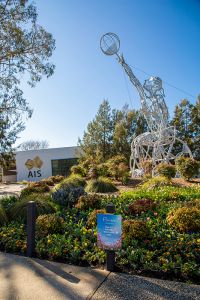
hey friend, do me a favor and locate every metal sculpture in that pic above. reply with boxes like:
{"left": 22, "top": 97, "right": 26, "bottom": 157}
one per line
{"left": 100, "top": 33, "right": 192, "bottom": 177}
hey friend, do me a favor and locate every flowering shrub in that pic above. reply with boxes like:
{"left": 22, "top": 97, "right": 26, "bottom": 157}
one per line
{"left": 123, "top": 220, "right": 149, "bottom": 241}
{"left": 0, "top": 222, "right": 26, "bottom": 253}
{"left": 76, "top": 194, "right": 102, "bottom": 210}
{"left": 36, "top": 214, "right": 65, "bottom": 238}
{"left": 128, "top": 198, "right": 156, "bottom": 215}
{"left": 51, "top": 186, "right": 86, "bottom": 207}
{"left": 167, "top": 207, "right": 200, "bottom": 233}
{"left": 156, "top": 163, "right": 176, "bottom": 179}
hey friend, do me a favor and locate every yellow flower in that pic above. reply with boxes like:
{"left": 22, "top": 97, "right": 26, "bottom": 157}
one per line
{"left": 47, "top": 239, "right": 52, "bottom": 244}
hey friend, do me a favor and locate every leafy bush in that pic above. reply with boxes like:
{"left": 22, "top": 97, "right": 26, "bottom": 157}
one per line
{"left": 156, "top": 163, "right": 176, "bottom": 179}
{"left": 107, "top": 155, "right": 127, "bottom": 180}
{"left": 71, "top": 165, "right": 86, "bottom": 177}
{"left": 141, "top": 176, "right": 172, "bottom": 190}
{"left": 87, "top": 165, "right": 99, "bottom": 179}
{"left": 76, "top": 194, "right": 102, "bottom": 210}
{"left": 55, "top": 175, "right": 86, "bottom": 190}
{"left": 0, "top": 222, "right": 27, "bottom": 253}
{"left": 21, "top": 182, "right": 50, "bottom": 197}
{"left": 128, "top": 198, "right": 156, "bottom": 215}
{"left": 41, "top": 178, "right": 54, "bottom": 186}
{"left": 36, "top": 214, "right": 65, "bottom": 238}
{"left": 0, "top": 195, "right": 18, "bottom": 211}
{"left": 87, "top": 209, "right": 106, "bottom": 227}
{"left": 86, "top": 178, "right": 118, "bottom": 193}
{"left": 175, "top": 156, "right": 200, "bottom": 181}
{"left": 97, "top": 163, "right": 109, "bottom": 177}
{"left": 52, "top": 186, "right": 86, "bottom": 207}
{"left": 167, "top": 206, "right": 200, "bottom": 233}
{"left": 48, "top": 175, "right": 65, "bottom": 183}
{"left": 0, "top": 206, "right": 8, "bottom": 226}
{"left": 9, "top": 194, "right": 55, "bottom": 222}
{"left": 123, "top": 220, "right": 149, "bottom": 241}
{"left": 139, "top": 159, "right": 153, "bottom": 176}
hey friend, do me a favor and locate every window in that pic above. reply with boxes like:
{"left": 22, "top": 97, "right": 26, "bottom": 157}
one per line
{"left": 51, "top": 158, "right": 78, "bottom": 177}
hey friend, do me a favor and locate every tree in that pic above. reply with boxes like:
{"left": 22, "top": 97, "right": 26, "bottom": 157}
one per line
{"left": 18, "top": 139, "right": 49, "bottom": 151}
{"left": 80, "top": 100, "right": 113, "bottom": 162}
{"left": 0, "top": 0, "right": 55, "bottom": 165}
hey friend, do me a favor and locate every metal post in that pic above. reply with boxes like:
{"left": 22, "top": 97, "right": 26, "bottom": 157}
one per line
{"left": 27, "top": 201, "right": 36, "bottom": 257}
{"left": 106, "top": 203, "right": 115, "bottom": 272}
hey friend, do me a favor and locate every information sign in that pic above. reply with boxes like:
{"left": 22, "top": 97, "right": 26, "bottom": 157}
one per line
{"left": 97, "top": 214, "right": 122, "bottom": 250}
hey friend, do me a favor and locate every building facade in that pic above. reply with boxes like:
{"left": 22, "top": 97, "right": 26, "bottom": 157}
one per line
{"left": 16, "top": 146, "right": 80, "bottom": 182}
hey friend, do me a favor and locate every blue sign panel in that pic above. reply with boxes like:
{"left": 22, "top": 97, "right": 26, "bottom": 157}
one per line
{"left": 97, "top": 214, "right": 122, "bottom": 250}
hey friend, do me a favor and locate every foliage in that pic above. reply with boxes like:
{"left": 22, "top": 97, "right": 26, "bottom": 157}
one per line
{"left": 20, "top": 182, "right": 50, "bottom": 197}
{"left": 139, "top": 160, "right": 153, "bottom": 177}
{"left": 55, "top": 175, "right": 86, "bottom": 190}
{"left": 0, "top": 0, "right": 55, "bottom": 164}
{"left": 106, "top": 155, "right": 129, "bottom": 183}
{"left": 76, "top": 194, "right": 102, "bottom": 210}
{"left": 87, "top": 209, "right": 106, "bottom": 228}
{"left": 141, "top": 176, "right": 172, "bottom": 190}
{"left": 0, "top": 195, "right": 18, "bottom": 211}
{"left": 51, "top": 186, "right": 86, "bottom": 207}
{"left": 128, "top": 198, "right": 156, "bottom": 215}
{"left": 48, "top": 175, "right": 65, "bottom": 183}
{"left": 41, "top": 178, "right": 54, "bottom": 186}
{"left": 167, "top": 207, "right": 200, "bottom": 233}
{"left": 0, "top": 222, "right": 27, "bottom": 253}
{"left": 71, "top": 165, "right": 86, "bottom": 177}
{"left": 18, "top": 139, "right": 49, "bottom": 150}
{"left": 86, "top": 178, "right": 118, "bottom": 193}
{"left": 0, "top": 206, "right": 8, "bottom": 226}
{"left": 9, "top": 194, "right": 55, "bottom": 222}
{"left": 175, "top": 156, "right": 200, "bottom": 181}
{"left": 123, "top": 220, "right": 149, "bottom": 241}
{"left": 36, "top": 214, "right": 65, "bottom": 238}
{"left": 156, "top": 163, "right": 176, "bottom": 179}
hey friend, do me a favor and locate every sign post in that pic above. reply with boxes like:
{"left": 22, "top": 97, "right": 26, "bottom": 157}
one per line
{"left": 97, "top": 204, "right": 122, "bottom": 272}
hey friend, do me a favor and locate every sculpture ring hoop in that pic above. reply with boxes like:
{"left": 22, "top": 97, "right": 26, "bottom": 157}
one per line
{"left": 100, "top": 32, "right": 120, "bottom": 56}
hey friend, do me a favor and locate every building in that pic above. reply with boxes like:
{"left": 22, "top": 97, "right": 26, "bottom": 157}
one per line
{"left": 16, "top": 146, "right": 80, "bottom": 182}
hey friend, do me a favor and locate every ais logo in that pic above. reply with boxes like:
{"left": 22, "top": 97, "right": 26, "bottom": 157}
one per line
{"left": 25, "top": 156, "right": 43, "bottom": 178}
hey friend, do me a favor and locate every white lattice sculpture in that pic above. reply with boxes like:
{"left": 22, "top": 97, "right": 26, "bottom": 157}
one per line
{"left": 100, "top": 33, "right": 192, "bottom": 177}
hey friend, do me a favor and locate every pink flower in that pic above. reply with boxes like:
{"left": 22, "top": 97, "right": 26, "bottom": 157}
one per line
{"left": 154, "top": 212, "right": 158, "bottom": 216}
{"left": 147, "top": 217, "right": 150, "bottom": 221}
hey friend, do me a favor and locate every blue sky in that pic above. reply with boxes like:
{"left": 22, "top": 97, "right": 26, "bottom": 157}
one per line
{"left": 18, "top": 0, "right": 200, "bottom": 148}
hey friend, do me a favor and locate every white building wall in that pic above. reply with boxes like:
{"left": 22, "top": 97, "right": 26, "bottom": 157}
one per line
{"left": 16, "top": 146, "right": 80, "bottom": 182}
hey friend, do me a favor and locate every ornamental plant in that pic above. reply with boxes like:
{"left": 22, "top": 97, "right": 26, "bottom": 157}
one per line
{"left": 20, "top": 182, "right": 50, "bottom": 197}
{"left": 175, "top": 156, "right": 200, "bottom": 181}
{"left": 123, "top": 220, "right": 149, "bottom": 241}
{"left": 156, "top": 163, "right": 176, "bottom": 179}
{"left": 51, "top": 186, "right": 86, "bottom": 207}
{"left": 86, "top": 177, "right": 118, "bottom": 193}
{"left": 167, "top": 206, "right": 200, "bottom": 233}
{"left": 36, "top": 214, "right": 65, "bottom": 238}
{"left": 0, "top": 206, "right": 8, "bottom": 226}
{"left": 141, "top": 176, "right": 172, "bottom": 190}
{"left": 128, "top": 198, "right": 156, "bottom": 215}
{"left": 76, "top": 194, "right": 102, "bottom": 210}
{"left": 87, "top": 209, "right": 106, "bottom": 228}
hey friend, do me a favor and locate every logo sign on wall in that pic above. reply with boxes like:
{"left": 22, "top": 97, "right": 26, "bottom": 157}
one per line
{"left": 97, "top": 214, "right": 122, "bottom": 250}
{"left": 25, "top": 156, "right": 43, "bottom": 178}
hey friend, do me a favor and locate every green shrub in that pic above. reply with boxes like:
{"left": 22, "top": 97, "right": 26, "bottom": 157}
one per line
{"left": 0, "top": 206, "right": 8, "bottom": 226}
{"left": 0, "top": 222, "right": 27, "bottom": 253}
{"left": 86, "top": 178, "right": 118, "bottom": 193}
{"left": 9, "top": 194, "right": 55, "bottom": 222}
{"left": 167, "top": 206, "right": 200, "bottom": 233}
{"left": 76, "top": 194, "right": 102, "bottom": 210}
{"left": 141, "top": 176, "right": 172, "bottom": 190}
{"left": 107, "top": 155, "right": 127, "bottom": 180}
{"left": 41, "top": 178, "right": 54, "bottom": 186}
{"left": 48, "top": 175, "right": 65, "bottom": 183}
{"left": 139, "top": 159, "right": 153, "bottom": 176}
{"left": 36, "top": 214, "right": 65, "bottom": 238}
{"left": 175, "top": 156, "right": 200, "bottom": 181}
{"left": 71, "top": 165, "right": 86, "bottom": 177}
{"left": 156, "top": 163, "right": 176, "bottom": 179}
{"left": 97, "top": 163, "right": 109, "bottom": 177}
{"left": 20, "top": 182, "right": 50, "bottom": 197}
{"left": 123, "top": 220, "right": 149, "bottom": 241}
{"left": 55, "top": 175, "right": 86, "bottom": 190}
{"left": 87, "top": 165, "right": 99, "bottom": 179}
{"left": 0, "top": 196, "right": 18, "bottom": 211}
{"left": 87, "top": 209, "right": 106, "bottom": 227}
{"left": 128, "top": 198, "right": 156, "bottom": 215}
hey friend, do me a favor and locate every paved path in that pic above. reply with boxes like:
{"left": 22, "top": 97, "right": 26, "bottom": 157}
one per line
{"left": 0, "top": 252, "right": 200, "bottom": 300}
{"left": 0, "top": 184, "right": 24, "bottom": 198}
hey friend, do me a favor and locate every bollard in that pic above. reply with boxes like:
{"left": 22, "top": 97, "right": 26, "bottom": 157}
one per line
{"left": 106, "top": 203, "right": 116, "bottom": 272}
{"left": 27, "top": 201, "right": 36, "bottom": 257}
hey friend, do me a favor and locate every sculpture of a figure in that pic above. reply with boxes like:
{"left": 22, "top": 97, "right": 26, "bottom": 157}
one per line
{"left": 100, "top": 33, "right": 192, "bottom": 177}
